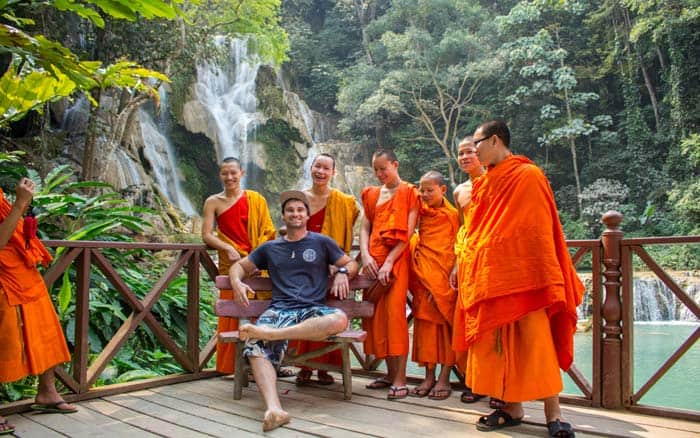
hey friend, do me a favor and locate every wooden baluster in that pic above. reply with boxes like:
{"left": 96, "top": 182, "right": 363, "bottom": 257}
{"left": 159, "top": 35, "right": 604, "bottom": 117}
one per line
{"left": 601, "top": 211, "right": 623, "bottom": 408}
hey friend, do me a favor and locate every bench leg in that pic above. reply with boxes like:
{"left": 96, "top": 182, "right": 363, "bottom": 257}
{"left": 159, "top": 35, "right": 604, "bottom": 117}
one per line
{"left": 233, "top": 342, "right": 246, "bottom": 400}
{"left": 341, "top": 343, "right": 352, "bottom": 400}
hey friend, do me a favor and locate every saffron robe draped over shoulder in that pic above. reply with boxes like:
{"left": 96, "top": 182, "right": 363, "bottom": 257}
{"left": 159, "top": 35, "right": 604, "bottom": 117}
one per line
{"left": 0, "top": 188, "right": 70, "bottom": 382}
{"left": 454, "top": 155, "right": 584, "bottom": 371}
{"left": 409, "top": 198, "right": 459, "bottom": 367}
{"left": 452, "top": 180, "right": 474, "bottom": 372}
{"left": 361, "top": 182, "right": 419, "bottom": 358}
{"left": 295, "top": 189, "right": 360, "bottom": 367}
{"left": 215, "top": 190, "right": 276, "bottom": 374}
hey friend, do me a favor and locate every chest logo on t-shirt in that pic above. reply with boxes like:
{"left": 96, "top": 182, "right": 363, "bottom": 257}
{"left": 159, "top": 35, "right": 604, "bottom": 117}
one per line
{"left": 302, "top": 248, "right": 317, "bottom": 262}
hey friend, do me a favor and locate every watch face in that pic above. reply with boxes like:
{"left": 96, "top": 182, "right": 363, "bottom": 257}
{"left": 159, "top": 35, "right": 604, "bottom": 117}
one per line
{"left": 338, "top": 267, "right": 349, "bottom": 274}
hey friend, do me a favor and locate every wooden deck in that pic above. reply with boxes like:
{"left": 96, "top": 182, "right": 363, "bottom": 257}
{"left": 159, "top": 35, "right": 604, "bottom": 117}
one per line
{"left": 5, "top": 374, "right": 699, "bottom": 437}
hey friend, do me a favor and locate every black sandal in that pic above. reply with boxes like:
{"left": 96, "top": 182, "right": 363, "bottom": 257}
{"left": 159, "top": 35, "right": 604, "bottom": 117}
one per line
{"left": 489, "top": 397, "right": 506, "bottom": 409}
{"left": 460, "top": 387, "right": 485, "bottom": 403}
{"left": 476, "top": 409, "right": 522, "bottom": 432}
{"left": 547, "top": 419, "right": 575, "bottom": 437}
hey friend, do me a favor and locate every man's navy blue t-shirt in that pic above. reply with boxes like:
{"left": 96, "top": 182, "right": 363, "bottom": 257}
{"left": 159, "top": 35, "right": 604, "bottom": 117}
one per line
{"left": 248, "top": 232, "right": 345, "bottom": 310}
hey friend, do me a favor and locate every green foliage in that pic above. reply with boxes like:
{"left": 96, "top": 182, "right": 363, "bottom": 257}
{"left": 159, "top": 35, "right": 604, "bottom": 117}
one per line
{"left": 257, "top": 118, "right": 304, "bottom": 207}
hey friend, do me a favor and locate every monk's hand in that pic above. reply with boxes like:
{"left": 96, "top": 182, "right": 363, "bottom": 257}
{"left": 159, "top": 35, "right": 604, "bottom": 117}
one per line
{"left": 377, "top": 260, "right": 393, "bottom": 286}
{"left": 231, "top": 280, "right": 251, "bottom": 307}
{"left": 331, "top": 272, "right": 349, "bottom": 300}
{"left": 226, "top": 247, "right": 241, "bottom": 263}
{"left": 449, "top": 266, "right": 458, "bottom": 290}
{"left": 15, "top": 177, "right": 34, "bottom": 211}
{"left": 361, "top": 255, "right": 379, "bottom": 279}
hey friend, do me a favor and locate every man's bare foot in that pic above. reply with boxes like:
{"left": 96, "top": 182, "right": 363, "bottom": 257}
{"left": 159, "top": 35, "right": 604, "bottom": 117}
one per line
{"left": 34, "top": 392, "right": 77, "bottom": 413}
{"left": 262, "top": 409, "right": 290, "bottom": 432}
{"left": 239, "top": 323, "right": 275, "bottom": 341}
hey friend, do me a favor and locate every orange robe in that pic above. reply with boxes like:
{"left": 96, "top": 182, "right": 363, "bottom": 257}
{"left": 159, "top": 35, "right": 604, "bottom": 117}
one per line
{"left": 0, "top": 188, "right": 70, "bottom": 382}
{"left": 452, "top": 180, "right": 473, "bottom": 373}
{"left": 454, "top": 155, "right": 584, "bottom": 401}
{"left": 362, "top": 182, "right": 419, "bottom": 358}
{"left": 295, "top": 189, "right": 360, "bottom": 368}
{"left": 409, "top": 198, "right": 459, "bottom": 367}
{"left": 215, "top": 190, "right": 276, "bottom": 374}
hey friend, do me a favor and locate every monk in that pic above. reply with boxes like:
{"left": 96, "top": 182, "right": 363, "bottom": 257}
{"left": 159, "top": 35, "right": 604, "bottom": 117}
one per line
{"left": 359, "top": 149, "right": 419, "bottom": 400}
{"left": 201, "top": 157, "right": 277, "bottom": 375}
{"left": 294, "top": 153, "right": 359, "bottom": 385}
{"left": 1, "top": 178, "right": 77, "bottom": 435}
{"left": 455, "top": 120, "right": 582, "bottom": 437}
{"left": 408, "top": 171, "right": 459, "bottom": 401}
{"left": 450, "top": 138, "right": 504, "bottom": 409}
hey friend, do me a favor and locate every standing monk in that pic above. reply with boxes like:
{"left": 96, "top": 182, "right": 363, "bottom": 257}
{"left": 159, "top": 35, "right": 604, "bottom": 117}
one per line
{"left": 456, "top": 120, "right": 582, "bottom": 437}
{"left": 408, "top": 171, "right": 459, "bottom": 401}
{"left": 202, "top": 157, "right": 276, "bottom": 375}
{"left": 294, "top": 153, "right": 360, "bottom": 385}
{"left": 1, "top": 178, "right": 77, "bottom": 435}
{"left": 451, "top": 138, "right": 503, "bottom": 409}
{"left": 360, "top": 149, "right": 419, "bottom": 400}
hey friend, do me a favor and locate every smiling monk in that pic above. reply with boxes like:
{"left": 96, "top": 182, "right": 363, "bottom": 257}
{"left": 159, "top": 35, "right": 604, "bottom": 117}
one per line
{"left": 202, "top": 157, "right": 276, "bottom": 374}
{"left": 360, "top": 149, "right": 420, "bottom": 400}
{"left": 455, "top": 120, "right": 583, "bottom": 438}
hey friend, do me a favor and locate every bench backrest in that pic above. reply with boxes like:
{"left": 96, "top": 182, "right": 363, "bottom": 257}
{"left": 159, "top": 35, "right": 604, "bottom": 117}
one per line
{"left": 214, "top": 274, "right": 376, "bottom": 319}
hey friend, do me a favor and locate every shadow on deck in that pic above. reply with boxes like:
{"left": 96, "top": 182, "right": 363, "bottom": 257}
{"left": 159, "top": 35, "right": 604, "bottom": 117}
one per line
{"left": 7, "top": 374, "right": 699, "bottom": 437}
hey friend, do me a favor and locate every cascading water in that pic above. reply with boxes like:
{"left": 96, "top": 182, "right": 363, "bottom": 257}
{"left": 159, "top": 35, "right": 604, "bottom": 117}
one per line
{"left": 192, "top": 37, "right": 265, "bottom": 187}
{"left": 140, "top": 109, "right": 196, "bottom": 215}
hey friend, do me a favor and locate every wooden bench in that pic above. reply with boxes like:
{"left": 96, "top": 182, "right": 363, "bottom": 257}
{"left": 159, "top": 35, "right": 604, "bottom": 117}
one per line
{"left": 214, "top": 274, "right": 376, "bottom": 400}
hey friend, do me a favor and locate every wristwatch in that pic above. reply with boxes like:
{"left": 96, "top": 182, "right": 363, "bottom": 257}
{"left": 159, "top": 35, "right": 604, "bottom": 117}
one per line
{"left": 337, "top": 266, "right": 349, "bottom": 275}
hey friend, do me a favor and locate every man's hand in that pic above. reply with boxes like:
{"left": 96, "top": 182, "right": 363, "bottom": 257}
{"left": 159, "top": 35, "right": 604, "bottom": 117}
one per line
{"left": 377, "top": 260, "right": 393, "bottom": 286}
{"left": 330, "top": 272, "right": 350, "bottom": 300}
{"left": 225, "top": 246, "right": 241, "bottom": 263}
{"left": 231, "top": 279, "right": 252, "bottom": 307}
{"left": 449, "top": 265, "right": 458, "bottom": 290}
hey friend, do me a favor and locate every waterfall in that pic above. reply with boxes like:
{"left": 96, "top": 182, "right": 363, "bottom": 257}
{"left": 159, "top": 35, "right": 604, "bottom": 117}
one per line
{"left": 192, "top": 37, "right": 264, "bottom": 186}
{"left": 60, "top": 94, "right": 89, "bottom": 133}
{"left": 139, "top": 110, "right": 196, "bottom": 215}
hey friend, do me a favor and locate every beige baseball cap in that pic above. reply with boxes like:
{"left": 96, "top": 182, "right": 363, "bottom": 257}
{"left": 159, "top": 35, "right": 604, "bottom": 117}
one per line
{"left": 279, "top": 190, "right": 309, "bottom": 209}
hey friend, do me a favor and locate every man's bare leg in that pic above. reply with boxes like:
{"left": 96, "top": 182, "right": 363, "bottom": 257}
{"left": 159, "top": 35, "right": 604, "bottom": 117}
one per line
{"left": 544, "top": 395, "right": 562, "bottom": 422}
{"left": 35, "top": 367, "right": 76, "bottom": 411}
{"left": 499, "top": 401, "right": 524, "bottom": 419}
{"left": 239, "top": 312, "right": 347, "bottom": 342}
{"left": 248, "top": 356, "right": 290, "bottom": 432}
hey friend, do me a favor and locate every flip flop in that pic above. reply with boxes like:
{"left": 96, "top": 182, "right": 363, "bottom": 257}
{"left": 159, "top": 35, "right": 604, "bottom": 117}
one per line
{"left": 428, "top": 388, "right": 452, "bottom": 400}
{"left": 460, "top": 388, "right": 485, "bottom": 403}
{"left": 386, "top": 385, "right": 409, "bottom": 401}
{"left": 0, "top": 419, "right": 15, "bottom": 436}
{"left": 316, "top": 371, "right": 335, "bottom": 385}
{"left": 365, "top": 377, "right": 392, "bottom": 389}
{"left": 476, "top": 409, "right": 522, "bottom": 432}
{"left": 489, "top": 397, "right": 506, "bottom": 409}
{"left": 295, "top": 369, "right": 313, "bottom": 386}
{"left": 547, "top": 419, "right": 576, "bottom": 437}
{"left": 277, "top": 368, "right": 295, "bottom": 378}
{"left": 408, "top": 384, "right": 433, "bottom": 398}
{"left": 30, "top": 400, "right": 78, "bottom": 414}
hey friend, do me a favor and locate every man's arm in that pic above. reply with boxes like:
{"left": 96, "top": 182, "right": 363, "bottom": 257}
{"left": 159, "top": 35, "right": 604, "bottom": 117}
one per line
{"left": 201, "top": 196, "right": 241, "bottom": 263}
{"left": 0, "top": 178, "right": 34, "bottom": 249}
{"left": 330, "top": 255, "right": 359, "bottom": 300}
{"left": 359, "top": 213, "right": 378, "bottom": 278}
{"left": 228, "top": 257, "right": 258, "bottom": 306}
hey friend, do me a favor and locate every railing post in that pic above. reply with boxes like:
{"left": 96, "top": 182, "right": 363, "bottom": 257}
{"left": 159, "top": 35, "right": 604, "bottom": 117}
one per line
{"left": 600, "top": 211, "right": 623, "bottom": 408}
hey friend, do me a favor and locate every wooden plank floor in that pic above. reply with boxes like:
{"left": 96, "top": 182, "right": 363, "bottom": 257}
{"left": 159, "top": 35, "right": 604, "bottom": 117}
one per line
{"left": 6, "top": 374, "right": 699, "bottom": 437}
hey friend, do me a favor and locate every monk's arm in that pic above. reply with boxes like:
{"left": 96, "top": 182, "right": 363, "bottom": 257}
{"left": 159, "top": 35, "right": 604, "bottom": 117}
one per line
{"left": 359, "top": 213, "right": 378, "bottom": 278}
{"left": 201, "top": 197, "right": 240, "bottom": 262}
{"left": 0, "top": 178, "right": 33, "bottom": 249}
{"left": 376, "top": 207, "right": 419, "bottom": 285}
{"left": 228, "top": 257, "right": 257, "bottom": 306}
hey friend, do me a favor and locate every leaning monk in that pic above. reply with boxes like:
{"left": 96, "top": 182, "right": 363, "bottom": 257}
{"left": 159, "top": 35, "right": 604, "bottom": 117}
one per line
{"left": 1, "top": 177, "right": 77, "bottom": 435}
{"left": 456, "top": 120, "right": 582, "bottom": 437}
{"left": 294, "top": 153, "right": 359, "bottom": 385}
{"left": 359, "top": 149, "right": 419, "bottom": 400}
{"left": 408, "top": 171, "right": 459, "bottom": 401}
{"left": 201, "top": 157, "right": 276, "bottom": 374}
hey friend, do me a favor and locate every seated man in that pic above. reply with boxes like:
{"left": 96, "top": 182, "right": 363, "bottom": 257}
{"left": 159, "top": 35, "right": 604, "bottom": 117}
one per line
{"left": 229, "top": 190, "right": 358, "bottom": 432}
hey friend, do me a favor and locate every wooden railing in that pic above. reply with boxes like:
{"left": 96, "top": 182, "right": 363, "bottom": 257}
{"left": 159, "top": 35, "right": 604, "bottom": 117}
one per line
{"left": 1, "top": 214, "right": 698, "bottom": 422}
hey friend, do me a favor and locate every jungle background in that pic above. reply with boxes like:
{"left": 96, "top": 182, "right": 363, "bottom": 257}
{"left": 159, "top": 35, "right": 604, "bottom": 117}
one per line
{"left": 0, "top": 0, "right": 698, "bottom": 401}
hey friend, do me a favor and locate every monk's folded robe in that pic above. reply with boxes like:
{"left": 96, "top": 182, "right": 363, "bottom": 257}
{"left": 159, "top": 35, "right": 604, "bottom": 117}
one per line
{"left": 361, "top": 182, "right": 419, "bottom": 358}
{"left": 216, "top": 190, "right": 276, "bottom": 374}
{"left": 454, "top": 156, "right": 584, "bottom": 401}
{"left": 409, "top": 198, "right": 459, "bottom": 367}
{"left": 294, "top": 189, "right": 359, "bottom": 368}
{"left": 0, "top": 188, "right": 70, "bottom": 382}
